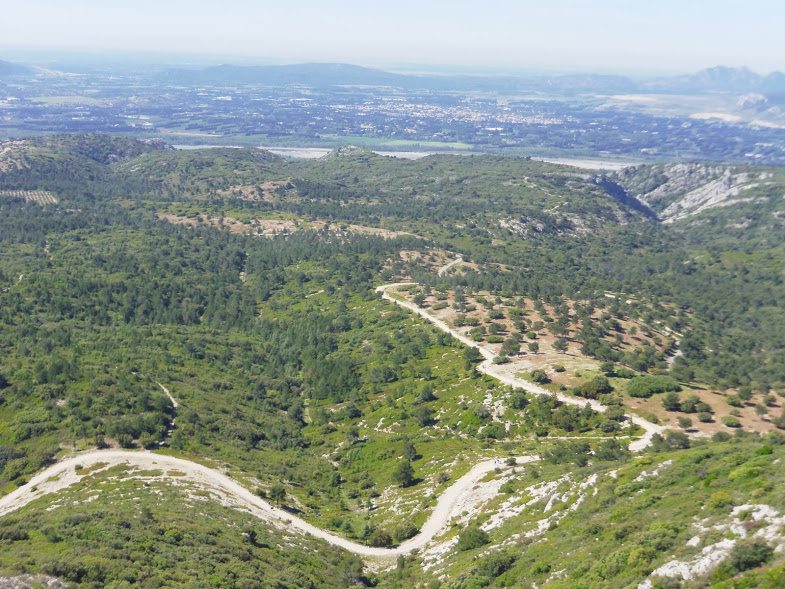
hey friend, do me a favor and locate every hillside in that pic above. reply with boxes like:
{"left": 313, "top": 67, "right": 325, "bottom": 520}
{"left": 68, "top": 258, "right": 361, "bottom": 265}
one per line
{"left": 610, "top": 163, "right": 785, "bottom": 226}
{"left": 0, "top": 135, "right": 784, "bottom": 587}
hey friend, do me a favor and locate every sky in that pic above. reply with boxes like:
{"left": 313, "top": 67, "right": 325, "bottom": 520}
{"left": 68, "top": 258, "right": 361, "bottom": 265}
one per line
{"left": 2, "top": 0, "right": 784, "bottom": 74}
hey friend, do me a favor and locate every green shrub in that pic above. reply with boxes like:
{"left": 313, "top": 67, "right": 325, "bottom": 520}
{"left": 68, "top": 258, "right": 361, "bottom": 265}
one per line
{"left": 531, "top": 560, "right": 551, "bottom": 575}
{"left": 456, "top": 527, "right": 490, "bottom": 551}
{"left": 722, "top": 416, "right": 741, "bottom": 428}
{"left": 509, "top": 392, "right": 528, "bottom": 409}
{"left": 368, "top": 528, "right": 392, "bottom": 547}
{"left": 392, "top": 460, "right": 415, "bottom": 487}
{"left": 530, "top": 370, "right": 550, "bottom": 384}
{"left": 475, "top": 551, "right": 515, "bottom": 578}
{"left": 727, "top": 540, "right": 773, "bottom": 572}
{"left": 707, "top": 491, "right": 733, "bottom": 509}
{"left": 393, "top": 521, "right": 419, "bottom": 543}
{"left": 627, "top": 375, "right": 681, "bottom": 398}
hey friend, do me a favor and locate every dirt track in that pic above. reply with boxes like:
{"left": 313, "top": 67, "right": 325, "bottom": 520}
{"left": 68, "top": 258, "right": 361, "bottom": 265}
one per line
{"left": 0, "top": 268, "right": 663, "bottom": 562}
{"left": 375, "top": 279, "right": 665, "bottom": 452}
{"left": 0, "top": 450, "right": 536, "bottom": 559}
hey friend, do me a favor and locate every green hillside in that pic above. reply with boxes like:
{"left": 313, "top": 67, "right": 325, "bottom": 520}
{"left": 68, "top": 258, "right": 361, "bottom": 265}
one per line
{"left": 0, "top": 136, "right": 784, "bottom": 588}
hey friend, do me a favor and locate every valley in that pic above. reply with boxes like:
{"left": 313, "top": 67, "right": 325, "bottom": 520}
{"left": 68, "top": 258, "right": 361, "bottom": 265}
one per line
{"left": 0, "top": 135, "right": 783, "bottom": 587}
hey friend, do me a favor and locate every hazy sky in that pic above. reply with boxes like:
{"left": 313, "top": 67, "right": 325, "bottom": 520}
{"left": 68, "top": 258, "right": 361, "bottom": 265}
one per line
{"left": 2, "top": 0, "right": 783, "bottom": 73}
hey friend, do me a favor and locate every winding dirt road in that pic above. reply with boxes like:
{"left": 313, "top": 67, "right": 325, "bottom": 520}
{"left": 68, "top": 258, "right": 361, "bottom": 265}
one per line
{"left": 0, "top": 268, "right": 662, "bottom": 562}
{"left": 0, "top": 450, "right": 535, "bottom": 559}
{"left": 376, "top": 280, "right": 665, "bottom": 452}
{"left": 437, "top": 256, "right": 463, "bottom": 277}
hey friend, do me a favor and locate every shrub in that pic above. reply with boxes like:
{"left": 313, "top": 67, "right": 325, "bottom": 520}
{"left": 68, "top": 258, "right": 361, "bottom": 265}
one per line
{"left": 368, "top": 529, "right": 392, "bottom": 547}
{"left": 680, "top": 395, "right": 700, "bottom": 413}
{"left": 574, "top": 375, "right": 613, "bottom": 399}
{"left": 531, "top": 561, "right": 551, "bottom": 575}
{"left": 480, "top": 422, "right": 506, "bottom": 440}
{"left": 456, "top": 527, "right": 490, "bottom": 551}
{"left": 393, "top": 521, "right": 419, "bottom": 542}
{"left": 722, "top": 416, "right": 741, "bottom": 428}
{"left": 530, "top": 369, "right": 550, "bottom": 384}
{"left": 737, "top": 385, "right": 753, "bottom": 402}
{"left": 665, "top": 430, "right": 690, "bottom": 449}
{"left": 727, "top": 540, "right": 773, "bottom": 572}
{"left": 627, "top": 375, "right": 681, "bottom": 398}
{"left": 662, "top": 391, "right": 681, "bottom": 411}
{"left": 475, "top": 551, "right": 515, "bottom": 578}
{"left": 707, "top": 490, "right": 733, "bottom": 509}
{"left": 697, "top": 412, "right": 713, "bottom": 423}
{"left": 412, "top": 406, "right": 434, "bottom": 426}
{"left": 677, "top": 416, "right": 692, "bottom": 429}
{"left": 509, "top": 392, "right": 528, "bottom": 409}
{"left": 472, "top": 405, "right": 491, "bottom": 420}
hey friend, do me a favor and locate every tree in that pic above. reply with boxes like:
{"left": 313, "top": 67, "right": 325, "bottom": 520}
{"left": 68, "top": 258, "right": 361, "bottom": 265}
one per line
{"left": 392, "top": 460, "right": 415, "bottom": 487}
{"left": 530, "top": 369, "right": 550, "bottom": 384}
{"left": 417, "top": 384, "right": 436, "bottom": 403}
{"left": 600, "top": 361, "right": 615, "bottom": 375}
{"left": 528, "top": 342, "right": 540, "bottom": 353}
{"left": 464, "top": 346, "right": 482, "bottom": 369}
{"left": 412, "top": 406, "right": 434, "bottom": 426}
{"left": 269, "top": 484, "right": 286, "bottom": 505}
{"left": 360, "top": 522, "right": 374, "bottom": 545}
{"left": 402, "top": 441, "right": 417, "bottom": 461}
{"left": 501, "top": 337, "right": 520, "bottom": 356}
{"left": 553, "top": 338, "right": 568, "bottom": 353}
{"left": 662, "top": 392, "right": 681, "bottom": 411}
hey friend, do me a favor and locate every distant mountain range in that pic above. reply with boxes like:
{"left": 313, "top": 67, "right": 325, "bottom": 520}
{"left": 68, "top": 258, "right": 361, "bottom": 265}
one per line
{"left": 2, "top": 56, "right": 785, "bottom": 96}
{"left": 0, "top": 59, "right": 35, "bottom": 77}
{"left": 155, "top": 63, "right": 785, "bottom": 96}
{"left": 640, "top": 66, "right": 785, "bottom": 95}
{"left": 158, "top": 62, "right": 410, "bottom": 87}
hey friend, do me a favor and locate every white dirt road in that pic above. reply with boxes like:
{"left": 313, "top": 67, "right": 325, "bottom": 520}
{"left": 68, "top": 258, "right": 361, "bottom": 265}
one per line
{"left": 376, "top": 280, "right": 664, "bottom": 452}
{"left": 0, "top": 270, "right": 662, "bottom": 563}
{"left": 437, "top": 256, "right": 463, "bottom": 276}
{"left": 0, "top": 449, "right": 537, "bottom": 559}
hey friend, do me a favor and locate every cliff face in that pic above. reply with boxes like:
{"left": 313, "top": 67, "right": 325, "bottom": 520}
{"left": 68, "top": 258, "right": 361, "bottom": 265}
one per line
{"left": 610, "top": 163, "right": 779, "bottom": 223}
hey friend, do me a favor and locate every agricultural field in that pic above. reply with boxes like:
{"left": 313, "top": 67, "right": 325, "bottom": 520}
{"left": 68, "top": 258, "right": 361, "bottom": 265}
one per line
{"left": 0, "top": 190, "right": 57, "bottom": 204}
